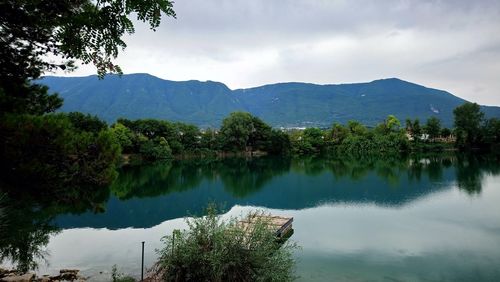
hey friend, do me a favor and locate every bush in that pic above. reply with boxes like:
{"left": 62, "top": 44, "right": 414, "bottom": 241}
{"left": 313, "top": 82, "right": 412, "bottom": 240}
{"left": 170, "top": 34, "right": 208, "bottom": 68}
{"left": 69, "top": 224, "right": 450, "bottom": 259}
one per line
{"left": 153, "top": 206, "right": 297, "bottom": 282}
{"left": 139, "top": 138, "right": 172, "bottom": 161}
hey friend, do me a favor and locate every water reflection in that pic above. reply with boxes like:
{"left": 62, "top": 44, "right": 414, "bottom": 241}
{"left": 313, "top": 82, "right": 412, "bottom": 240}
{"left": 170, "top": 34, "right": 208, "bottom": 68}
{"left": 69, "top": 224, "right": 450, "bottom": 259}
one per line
{"left": 0, "top": 198, "right": 58, "bottom": 272}
{"left": 54, "top": 153, "right": 500, "bottom": 229}
{"left": 455, "top": 154, "right": 500, "bottom": 195}
{"left": 0, "top": 181, "right": 110, "bottom": 272}
{"left": 1, "top": 153, "right": 500, "bottom": 274}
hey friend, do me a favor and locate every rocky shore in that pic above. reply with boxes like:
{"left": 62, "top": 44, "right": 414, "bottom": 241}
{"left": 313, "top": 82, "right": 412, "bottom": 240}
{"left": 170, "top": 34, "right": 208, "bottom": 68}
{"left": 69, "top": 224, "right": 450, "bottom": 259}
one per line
{"left": 0, "top": 268, "right": 86, "bottom": 282}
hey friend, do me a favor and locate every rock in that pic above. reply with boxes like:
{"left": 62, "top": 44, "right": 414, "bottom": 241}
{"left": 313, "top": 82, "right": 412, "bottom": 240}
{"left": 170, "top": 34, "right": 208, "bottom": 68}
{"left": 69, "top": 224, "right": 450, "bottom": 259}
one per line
{"left": 0, "top": 269, "right": 18, "bottom": 279}
{"left": 58, "top": 270, "right": 78, "bottom": 275}
{"left": 37, "top": 276, "right": 51, "bottom": 282}
{"left": 0, "top": 273, "right": 35, "bottom": 281}
{"left": 58, "top": 269, "right": 80, "bottom": 281}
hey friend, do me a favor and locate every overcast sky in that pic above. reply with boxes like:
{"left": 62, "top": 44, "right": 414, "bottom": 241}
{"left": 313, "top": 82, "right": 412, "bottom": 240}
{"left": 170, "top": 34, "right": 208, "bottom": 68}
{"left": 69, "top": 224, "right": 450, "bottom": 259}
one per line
{"left": 57, "top": 0, "right": 500, "bottom": 106}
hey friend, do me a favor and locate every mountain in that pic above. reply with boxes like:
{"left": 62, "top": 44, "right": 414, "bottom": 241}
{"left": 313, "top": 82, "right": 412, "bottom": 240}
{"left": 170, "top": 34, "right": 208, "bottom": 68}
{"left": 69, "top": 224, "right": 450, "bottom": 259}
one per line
{"left": 40, "top": 73, "right": 500, "bottom": 128}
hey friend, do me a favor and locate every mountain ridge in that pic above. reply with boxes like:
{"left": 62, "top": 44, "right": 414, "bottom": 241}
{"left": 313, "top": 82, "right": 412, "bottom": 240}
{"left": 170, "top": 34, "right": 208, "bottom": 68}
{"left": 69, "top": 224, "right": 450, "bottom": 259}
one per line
{"left": 40, "top": 74, "right": 500, "bottom": 128}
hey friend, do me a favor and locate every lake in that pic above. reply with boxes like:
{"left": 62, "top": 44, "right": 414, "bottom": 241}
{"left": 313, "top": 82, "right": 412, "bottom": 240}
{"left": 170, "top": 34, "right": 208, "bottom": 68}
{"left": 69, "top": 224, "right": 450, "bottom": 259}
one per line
{"left": 1, "top": 153, "right": 500, "bottom": 281}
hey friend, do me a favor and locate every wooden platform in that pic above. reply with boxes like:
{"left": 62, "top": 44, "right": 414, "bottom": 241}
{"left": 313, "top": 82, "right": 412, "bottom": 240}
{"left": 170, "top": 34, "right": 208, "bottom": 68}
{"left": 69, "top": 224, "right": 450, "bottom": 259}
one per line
{"left": 238, "top": 214, "right": 294, "bottom": 240}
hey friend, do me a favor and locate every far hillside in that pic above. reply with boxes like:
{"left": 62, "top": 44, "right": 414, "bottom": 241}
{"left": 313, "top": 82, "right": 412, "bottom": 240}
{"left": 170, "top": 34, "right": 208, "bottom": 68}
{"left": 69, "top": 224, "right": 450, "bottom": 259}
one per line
{"left": 40, "top": 74, "right": 500, "bottom": 128}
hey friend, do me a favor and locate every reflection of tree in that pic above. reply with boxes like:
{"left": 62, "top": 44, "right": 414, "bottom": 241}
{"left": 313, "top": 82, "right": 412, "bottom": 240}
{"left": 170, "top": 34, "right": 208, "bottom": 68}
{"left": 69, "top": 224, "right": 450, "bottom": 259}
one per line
{"left": 218, "top": 157, "right": 291, "bottom": 198}
{"left": 407, "top": 158, "right": 423, "bottom": 181}
{"left": 323, "top": 154, "right": 407, "bottom": 184}
{"left": 0, "top": 198, "right": 59, "bottom": 273}
{"left": 110, "top": 160, "right": 216, "bottom": 199}
{"left": 110, "top": 157, "right": 292, "bottom": 199}
{"left": 456, "top": 154, "right": 483, "bottom": 195}
{"left": 291, "top": 157, "right": 327, "bottom": 176}
{"left": 427, "top": 157, "right": 443, "bottom": 181}
{"left": 0, "top": 181, "right": 110, "bottom": 272}
{"left": 407, "top": 154, "right": 455, "bottom": 183}
{"left": 115, "top": 154, "right": 495, "bottom": 201}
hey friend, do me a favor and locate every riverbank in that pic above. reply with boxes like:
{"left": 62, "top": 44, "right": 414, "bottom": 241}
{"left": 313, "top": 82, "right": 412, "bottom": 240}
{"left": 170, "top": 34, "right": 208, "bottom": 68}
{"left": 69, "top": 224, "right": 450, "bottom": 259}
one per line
{"left": 0, "top": 268, "right": 85, "bottom": 282}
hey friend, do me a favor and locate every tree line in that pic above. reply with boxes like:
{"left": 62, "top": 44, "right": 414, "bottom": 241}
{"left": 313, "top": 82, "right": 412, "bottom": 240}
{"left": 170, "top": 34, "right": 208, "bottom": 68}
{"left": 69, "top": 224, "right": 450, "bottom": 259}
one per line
{"left": 1, "top": 102, "right": 498, "bottom": 193}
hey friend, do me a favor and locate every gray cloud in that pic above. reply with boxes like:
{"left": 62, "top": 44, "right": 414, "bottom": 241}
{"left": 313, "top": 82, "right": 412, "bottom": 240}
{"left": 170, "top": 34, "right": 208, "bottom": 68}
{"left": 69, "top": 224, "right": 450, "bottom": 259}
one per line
{"left": 59, "top": 0, "right": 500, "bottom": 106}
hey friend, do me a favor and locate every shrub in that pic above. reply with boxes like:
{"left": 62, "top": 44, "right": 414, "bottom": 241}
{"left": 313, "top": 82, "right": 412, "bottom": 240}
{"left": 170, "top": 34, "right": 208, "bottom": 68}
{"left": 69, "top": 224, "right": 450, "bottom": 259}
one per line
{"left": 153, "top": 206, "right": 297, "bottom": 282}
{"left": 139, "top": 138, "right": 172, "bottom": 161}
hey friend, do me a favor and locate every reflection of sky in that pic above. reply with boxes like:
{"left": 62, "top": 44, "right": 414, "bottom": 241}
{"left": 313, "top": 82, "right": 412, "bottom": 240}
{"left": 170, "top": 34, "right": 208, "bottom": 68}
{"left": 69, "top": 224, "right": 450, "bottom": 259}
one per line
{"left": 34, "top": 175, "right": 500, "bottom": 281}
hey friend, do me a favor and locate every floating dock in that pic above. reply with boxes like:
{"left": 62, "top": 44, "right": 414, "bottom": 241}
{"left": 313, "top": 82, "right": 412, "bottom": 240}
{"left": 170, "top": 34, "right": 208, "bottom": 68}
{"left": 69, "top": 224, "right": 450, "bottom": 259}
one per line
{"left": 238, "top": 214, "right": 294, "bottom": 240}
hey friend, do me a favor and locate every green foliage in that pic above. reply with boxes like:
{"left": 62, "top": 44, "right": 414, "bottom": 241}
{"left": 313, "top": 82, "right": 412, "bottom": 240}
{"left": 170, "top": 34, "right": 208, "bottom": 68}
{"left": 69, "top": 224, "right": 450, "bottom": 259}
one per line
{"left": 154, "top": 205, "right": 297, "bottom": 282}
{"left": 330, "top": 123, "right": 349, "bottom": 145}
{"left": 425, "top": 117, "right": 441, "bottom": 140}
{"left": 72, "top": 129, "right": 122, "bottom": 185}
{"left": 347, "top": 120, "right": 368, "bottom": 135}
{"left": 268, "top": 129, "right": 291, "bottom": 155}
{"left": 111, "top": 123, "right": 134, "bottom": 153}
{"left": 220, "top": 112, "right": 255, "bottom": 151}
{"left": 176, "top": 123, "right": 201, "bottom": 152}
{"left": 290, "top": 130, "right": 314, "bottom": 155}
{"left": 482, "top": 118, "right": 500, "bottom": 151}
{"left": 1, "top": 0, "right": 175, "bottom": 115}
{"left": 0, "top": 114, "right": 120, "bottom": 188}
{"left": 67, "top": 112, "right": 108, "bottom": 133}
{"left": 441, "top": 127, "right": 452, "bottom": 137}
{"left": 406, "top": 118, "right": 422, "bottom": 141}
{"left": 248, "top": 116, "right": 273, "bottom": 151}
{"left": 200, "top": 128, "right": 221, "bottom": 151}
{"left": 454, "top": 102, "right": 484, "bottom": 148}
{"left": 1, "top": 0, "right": 175, "bottom": 80}
{"left": 0, "top": 83, "right": 63, "bottom": 115}
{"left": 322, "top": 116, "right": 409, "bottom": 155}
{"left": 115, "top": 113, "right": 286, "bottom": 161}
{"left": 139, "top": 138, "right": 172, "bottom": 161}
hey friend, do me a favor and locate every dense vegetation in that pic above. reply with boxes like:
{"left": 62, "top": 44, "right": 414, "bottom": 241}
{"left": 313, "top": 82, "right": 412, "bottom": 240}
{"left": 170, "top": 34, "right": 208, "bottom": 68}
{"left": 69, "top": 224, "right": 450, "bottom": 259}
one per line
{"left": 2, "top": 103, "right": 498, "bottom": 194}
{"left": 0, "top": 0, "right": 175, "bottom": 194}
{"left": 152, "top": 205, "right": 297, "bottom": 282}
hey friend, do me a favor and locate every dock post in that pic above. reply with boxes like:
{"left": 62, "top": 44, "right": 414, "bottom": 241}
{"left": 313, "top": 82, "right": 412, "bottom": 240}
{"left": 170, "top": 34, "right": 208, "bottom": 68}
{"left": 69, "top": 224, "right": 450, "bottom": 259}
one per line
{"left": 141, "top": 241, "right": 145, "bottom": 281}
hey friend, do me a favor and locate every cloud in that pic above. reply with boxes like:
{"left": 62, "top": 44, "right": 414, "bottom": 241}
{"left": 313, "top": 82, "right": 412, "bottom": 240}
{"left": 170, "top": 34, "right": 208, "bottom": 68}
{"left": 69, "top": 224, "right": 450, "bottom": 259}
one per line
{"left": 57, "top": 0, "right": 500, "bottom": 106}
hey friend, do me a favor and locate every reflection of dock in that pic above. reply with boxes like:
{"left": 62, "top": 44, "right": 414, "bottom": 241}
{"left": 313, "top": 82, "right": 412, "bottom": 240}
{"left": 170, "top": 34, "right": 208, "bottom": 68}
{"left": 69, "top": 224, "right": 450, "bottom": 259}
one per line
{"left": 239, "top": 214, "right": 294, "bottom": 240}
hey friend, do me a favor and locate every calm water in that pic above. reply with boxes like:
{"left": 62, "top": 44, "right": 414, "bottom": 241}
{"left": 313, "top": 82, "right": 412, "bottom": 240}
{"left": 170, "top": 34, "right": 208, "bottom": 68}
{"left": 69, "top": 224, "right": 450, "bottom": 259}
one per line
{"left": 1, "top": 154, "right": 500, "bottom": 281}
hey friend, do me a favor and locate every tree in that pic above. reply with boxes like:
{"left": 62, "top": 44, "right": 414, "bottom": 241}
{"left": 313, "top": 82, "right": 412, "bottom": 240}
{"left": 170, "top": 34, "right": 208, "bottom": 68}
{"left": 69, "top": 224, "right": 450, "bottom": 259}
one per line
{"left": 408, "top": 119, "right": 423, "bottom": 141}
{"left": 248, "top": 116, "right": 273, "bottom": 151}
{"left": 441, "top": 128, "right": 452, "bottom": 138}
{"left": 139, "top": 138, "right": 172, "bottom": 161}
{"left": 268, "top": 129, "right": 291, "bottom": 155}
{"left": 175, "top": 123, "right": 200, "bottom": 152}
{"left": 1, "top": 0, "right": 176, "bottom": 114}
{"left": 303, "top": 127, "right": 325, "bottom": 152}
{"left": 425, "top": 117, "right": 441, "bottom": 140}
{"left": 385, "top": 115, "right": 401, "bottom": 132}
{"left": 110, "top": 123, "right": 134, "bottom": 153}
{"left": 347, "top": 120, "right": 368, "bottom": 135}
{"left": 220, "top": 112, "right": 255, "bottom": 151}
{"left": 67, "top": 112, "right": 107, "bottom": 133}
{"left": 330, "top": 123, "right": 349, "bottom": 145}
{"left": 453, "top": 103, "right": 484, "bottom": 148}
{"left": 0, "top": 114, "right": 120, "bottom": 188}
{"left": 482, "top": 118, "right": 500, "bottom": 149}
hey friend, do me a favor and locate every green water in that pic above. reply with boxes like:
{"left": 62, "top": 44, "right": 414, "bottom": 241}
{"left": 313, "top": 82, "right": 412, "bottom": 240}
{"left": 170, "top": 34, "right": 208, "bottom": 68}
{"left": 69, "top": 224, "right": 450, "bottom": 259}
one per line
{"left": 1, "top": 154, "right": 500, "bottom": 281}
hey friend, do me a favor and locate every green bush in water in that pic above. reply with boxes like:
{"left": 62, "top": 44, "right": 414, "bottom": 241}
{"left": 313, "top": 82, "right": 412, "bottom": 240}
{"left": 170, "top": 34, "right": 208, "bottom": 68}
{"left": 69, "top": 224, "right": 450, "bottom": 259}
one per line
{"left": 153, "top": 205, "right": 297, "bottom": 282}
